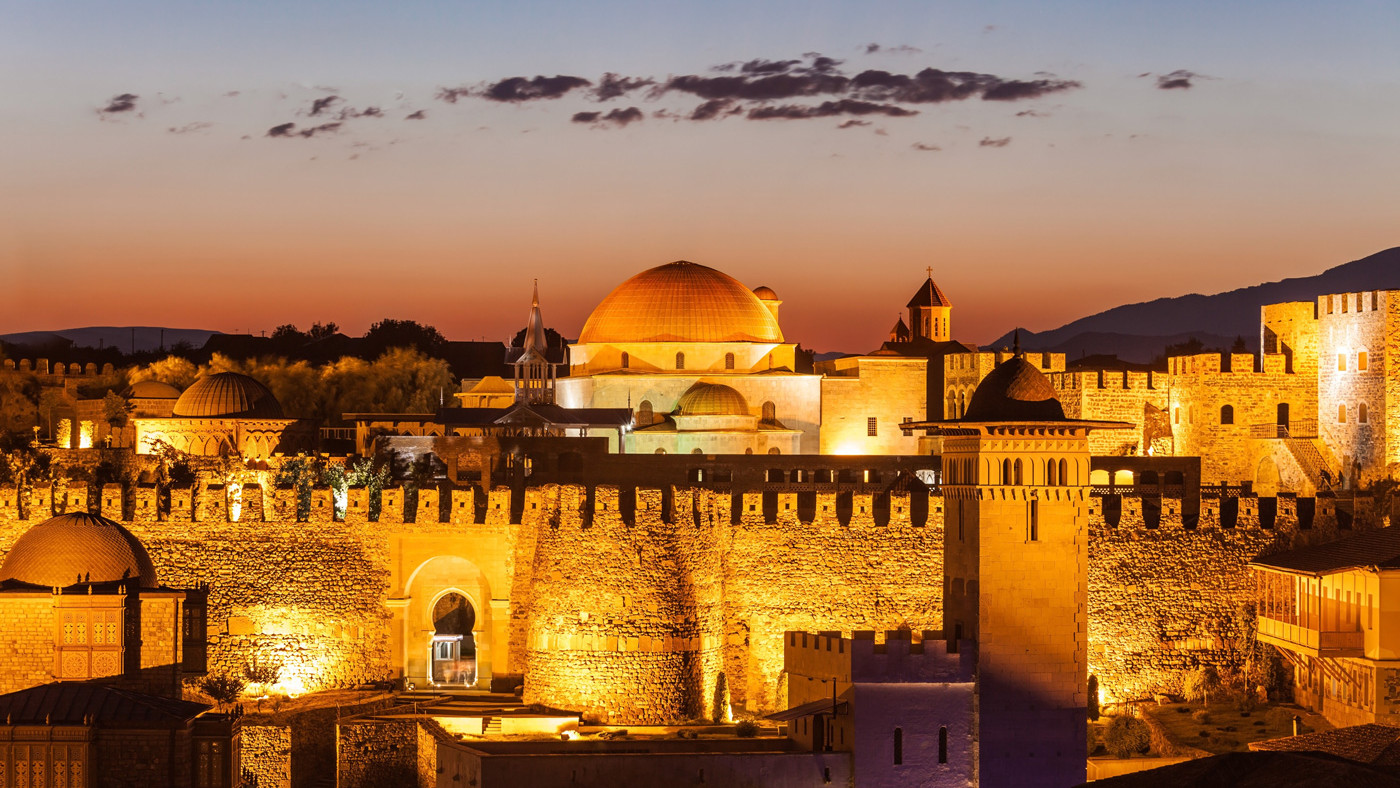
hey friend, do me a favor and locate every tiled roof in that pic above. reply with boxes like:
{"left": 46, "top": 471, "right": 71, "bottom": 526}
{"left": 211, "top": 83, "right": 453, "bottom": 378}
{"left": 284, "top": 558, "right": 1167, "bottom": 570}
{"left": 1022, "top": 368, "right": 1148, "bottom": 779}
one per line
{"left": 0, "top": 513, "right": 158, "bottom": 588}
{"left": 0, "top": 683, "right": 208, "bottom": 726}
{"left": 1251, "top": 526, "right": 1400, "bottom": 576}
{"left": 906, "top": 278, "right": 951, "bottom": 309}
{"left": 1250, "top": 723, "right": 1400, "bottom": 765}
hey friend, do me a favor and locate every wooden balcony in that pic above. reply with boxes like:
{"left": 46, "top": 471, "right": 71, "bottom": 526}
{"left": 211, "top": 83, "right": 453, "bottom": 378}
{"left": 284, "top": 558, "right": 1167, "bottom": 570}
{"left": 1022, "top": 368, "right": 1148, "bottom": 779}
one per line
{"left": 1257, "top": 614, "right": 1364, "bottom": 658}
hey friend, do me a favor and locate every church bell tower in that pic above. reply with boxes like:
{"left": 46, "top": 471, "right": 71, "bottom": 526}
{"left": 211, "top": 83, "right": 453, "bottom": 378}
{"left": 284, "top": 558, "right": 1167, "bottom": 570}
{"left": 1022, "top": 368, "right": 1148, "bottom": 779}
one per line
{"left": 513, "top": 281, "right": 557, "bottom": 405}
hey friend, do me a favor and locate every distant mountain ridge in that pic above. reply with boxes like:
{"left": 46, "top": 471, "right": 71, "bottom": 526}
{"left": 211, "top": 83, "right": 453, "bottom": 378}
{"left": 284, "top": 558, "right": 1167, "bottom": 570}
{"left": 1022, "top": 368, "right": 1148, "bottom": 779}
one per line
{"left": 991, "top": 247, "right": 1400, "bottom": 363}
{"left": 0, "top": 327, "right": 222, "bottom": 355}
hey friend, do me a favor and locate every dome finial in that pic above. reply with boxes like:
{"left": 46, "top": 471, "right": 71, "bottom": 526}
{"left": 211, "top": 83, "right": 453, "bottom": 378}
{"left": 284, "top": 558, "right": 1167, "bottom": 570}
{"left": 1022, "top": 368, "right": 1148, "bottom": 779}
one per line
{"left": 1013, "top": 330, "right": 1022, "bottom": 356}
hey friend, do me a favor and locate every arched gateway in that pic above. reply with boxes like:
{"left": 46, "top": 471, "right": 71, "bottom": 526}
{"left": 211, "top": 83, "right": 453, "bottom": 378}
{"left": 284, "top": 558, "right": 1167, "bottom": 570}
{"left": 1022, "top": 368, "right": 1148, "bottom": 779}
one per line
{"left": 391, "top": 553, "right": 505, "bottom": 691}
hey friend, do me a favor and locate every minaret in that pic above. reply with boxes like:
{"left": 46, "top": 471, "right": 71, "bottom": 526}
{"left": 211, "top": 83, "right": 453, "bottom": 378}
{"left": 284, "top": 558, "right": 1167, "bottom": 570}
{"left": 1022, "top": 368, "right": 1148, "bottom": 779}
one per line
{"left": 908, "top": 269, "right": 952, "bottom": 341}
{"left": 513, "top": 281, "right": 556, "bottom": 404}
{"left": 912, "top": 354, "right": 1126, "bottom": 787}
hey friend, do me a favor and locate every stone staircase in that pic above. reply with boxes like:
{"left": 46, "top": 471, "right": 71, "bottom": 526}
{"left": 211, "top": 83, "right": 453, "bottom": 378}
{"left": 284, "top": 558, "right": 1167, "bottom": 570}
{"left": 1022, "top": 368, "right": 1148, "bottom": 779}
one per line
{"left": 484, "top": 716, "right": 503, "bottom": 736}
{"left": 1284, "top": 436, "right": 1337, "bottom": 491}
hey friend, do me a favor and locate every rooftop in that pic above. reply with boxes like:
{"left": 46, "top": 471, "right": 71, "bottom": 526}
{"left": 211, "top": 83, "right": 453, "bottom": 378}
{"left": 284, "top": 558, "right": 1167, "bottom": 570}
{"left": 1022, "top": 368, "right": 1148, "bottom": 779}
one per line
{"left": 1251, "top": 526, "right": 1400, "bottom": 576}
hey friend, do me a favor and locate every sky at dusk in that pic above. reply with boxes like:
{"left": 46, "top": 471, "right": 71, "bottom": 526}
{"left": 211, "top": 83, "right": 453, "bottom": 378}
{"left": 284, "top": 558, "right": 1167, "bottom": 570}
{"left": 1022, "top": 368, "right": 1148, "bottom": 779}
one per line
{"left": 2, "top": 0, "right": 1398, "bottom": 351}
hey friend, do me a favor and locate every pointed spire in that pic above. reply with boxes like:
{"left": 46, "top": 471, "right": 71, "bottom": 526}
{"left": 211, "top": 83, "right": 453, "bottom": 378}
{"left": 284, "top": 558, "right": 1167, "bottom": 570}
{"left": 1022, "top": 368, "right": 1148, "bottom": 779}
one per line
{"left": 532, "top": 278, "right": 539, "bottom": 308}
{"left": 1013, "top": 330, "right": 1022, "bottom": 356}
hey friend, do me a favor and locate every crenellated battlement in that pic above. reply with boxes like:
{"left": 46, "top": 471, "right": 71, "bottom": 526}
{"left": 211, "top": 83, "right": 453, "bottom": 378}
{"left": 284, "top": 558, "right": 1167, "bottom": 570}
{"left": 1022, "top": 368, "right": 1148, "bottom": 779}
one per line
{"left": 784, "top": 629, "right": 973, "bottom": 684}
{"left": 1, "top": 358, "right": 119, "bottom": 378}
{"left": 1050, "top": 369, "right": 1167, "bottom": 393}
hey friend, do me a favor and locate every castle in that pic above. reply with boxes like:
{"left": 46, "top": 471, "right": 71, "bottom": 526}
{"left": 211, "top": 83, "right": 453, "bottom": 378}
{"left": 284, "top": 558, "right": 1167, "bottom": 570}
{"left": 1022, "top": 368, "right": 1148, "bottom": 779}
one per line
{"left": 0, "top": 261, "right": 1395, "bottom": 786}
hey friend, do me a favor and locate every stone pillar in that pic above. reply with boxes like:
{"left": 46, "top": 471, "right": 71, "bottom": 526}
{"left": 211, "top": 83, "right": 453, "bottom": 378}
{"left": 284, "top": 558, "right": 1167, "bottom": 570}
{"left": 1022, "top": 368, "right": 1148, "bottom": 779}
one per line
{"left": 888, "top": 491, "right": 910, "bottom": 527}
{"left": 64, "top": 482, "right": 88, "bottom": 515}
{"left": 196, "top": 484, "right": 227, "bottom": 522}
{"left": 28, "top": 482, "right": 54, "bottom": 521}
{"left": 168, "top": 487, "right": 194, "bottom": 522}
{"left": 101, "top": 484, "right": 124, "bottom": 520}
{"left": 133, "top": 484, "right": 158, "bottom": 522}
{"left": 271, "top": 484, "right": 298, "bottom": 523}
{"left": 380, "top": 487, "right": 404, "bottom": 524}
{"left": 449, "top": 487, "right": 476, "bottom": 525}
{"left": 1277, "top": 494, "right": 1299, "bottom": 531}
{"left": 851, "top": 492, "right": 876, "bottom": 527}
{"left": 1120, "top": 495, "right": 1144, "bottom": 529}
{"left": 1199, "top": 496, "right": 1221, "bottom": 529}
{"left": 1161, "top": 496, "right": 1183, "bottom": 528}
{"left": 417, "top": 487, "right": 440, "bottom": 524}
{"left": 0, "top": 485, "right": 19, "bottom": 521}
{"left": 1238, "top": 495, "right": 1260, "bottom": 528}
{"left": 345, "top": 486, "right": 369, "bottom": 526}
{"left": 815, "top": 491, "right": 837, "bottom": 526}
{"left": 308, "top": 486, "right": 334, "bottom": 523}
{"left": 486, "top": 487, "right": 512, "bottom": 526}
{"left": 241, "top": 484, "right": 264, "bottom": 522}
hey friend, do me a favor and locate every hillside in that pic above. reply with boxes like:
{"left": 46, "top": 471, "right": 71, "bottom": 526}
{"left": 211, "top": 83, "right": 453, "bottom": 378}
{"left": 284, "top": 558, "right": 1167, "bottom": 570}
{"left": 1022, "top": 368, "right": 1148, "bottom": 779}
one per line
{"left": 992, "top": 247, "right": 1400, "bottom": 362}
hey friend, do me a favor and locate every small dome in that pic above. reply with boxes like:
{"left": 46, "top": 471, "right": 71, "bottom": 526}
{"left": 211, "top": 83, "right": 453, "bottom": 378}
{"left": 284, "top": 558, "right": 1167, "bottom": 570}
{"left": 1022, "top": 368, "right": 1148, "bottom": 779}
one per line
{"left": 677, "top": 382, "right": 750, "bottom": 417}
{"left": 125, "top": 380, "right": 180, "bottom": 399}
{"left": 752, "top": 285, "right": 778, "bottom": 300}
{"left": 963, "top": 356, "right": 1066, "bottom": 421}
{"left": 173, "top": 372, "right": 282, "bottom": 418}
{"left": 1, "top": 513, "right": 158, "bottom": 588}
{"left": 579, "top": 262, "right": 784, "bottom": 344}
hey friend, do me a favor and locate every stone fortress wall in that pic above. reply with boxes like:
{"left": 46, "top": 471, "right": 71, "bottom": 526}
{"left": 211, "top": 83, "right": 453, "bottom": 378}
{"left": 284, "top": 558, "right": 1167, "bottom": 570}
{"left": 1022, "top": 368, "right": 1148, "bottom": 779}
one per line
{"left": 0, "top": 477, "right": 1386, "bottom": 723}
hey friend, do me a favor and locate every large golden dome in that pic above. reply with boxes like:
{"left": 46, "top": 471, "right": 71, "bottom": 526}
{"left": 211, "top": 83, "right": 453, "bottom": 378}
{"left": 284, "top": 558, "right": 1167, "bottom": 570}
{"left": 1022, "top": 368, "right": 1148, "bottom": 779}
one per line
{"left": 173, "top": 372, "right": 283, "bottom": 418}
{"left": 1, "top": 513, "right": 158, "bottom": 588}
{"left": 579, "top": 261, "right": 784, "bottom": 344}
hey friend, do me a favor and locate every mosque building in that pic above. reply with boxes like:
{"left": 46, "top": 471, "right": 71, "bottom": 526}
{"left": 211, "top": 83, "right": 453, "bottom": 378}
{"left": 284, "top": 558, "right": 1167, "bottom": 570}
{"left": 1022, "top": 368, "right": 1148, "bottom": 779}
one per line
{"left": 132, "top": 372, "right": 317, "bottom": 461}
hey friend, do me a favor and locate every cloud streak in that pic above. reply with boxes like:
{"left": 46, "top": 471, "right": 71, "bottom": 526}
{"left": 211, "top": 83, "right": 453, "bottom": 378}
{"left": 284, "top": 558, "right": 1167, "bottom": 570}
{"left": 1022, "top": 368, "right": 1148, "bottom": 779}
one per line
{"left": 267, "top": 122, "right": 343, "bottom": 138}
{"left": 98, "top": 93, "right": 139, "bottom": 117}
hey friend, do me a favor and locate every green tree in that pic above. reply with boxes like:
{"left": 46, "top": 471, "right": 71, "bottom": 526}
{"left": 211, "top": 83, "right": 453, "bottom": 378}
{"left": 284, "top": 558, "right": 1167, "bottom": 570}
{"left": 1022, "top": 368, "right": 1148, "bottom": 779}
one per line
{"left": 362, "top": 319, "right": 447, "bottom": 357}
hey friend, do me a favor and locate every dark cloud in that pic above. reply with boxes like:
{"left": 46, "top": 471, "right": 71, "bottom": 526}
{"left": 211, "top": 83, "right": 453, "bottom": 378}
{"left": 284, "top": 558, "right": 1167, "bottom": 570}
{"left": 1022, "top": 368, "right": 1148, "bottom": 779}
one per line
{"left": 912, "top": 142, "right": 941, "bottom": 151}
{"left": 167, "top": 122, "right": 212, "bottom": 134}
{"left": 740, "top": 58, "right": 801, "bottom": 74}
{"left": 747, "top": 99, "right": 917, "bottom": 120}
{"left": 979, "top": 136, "right": 1011, "bottom": 147}
{"left": 482, "top": 74, "right": 592, "bottom": 101}
{"left": 663, "top": 71, "right": 850, "bottom": 101}
{"left": 404, "top": 110, "right": 427, "bottom": 120}
{"left": 309, "top": 95, "right": 342, "bottom": 116}
{"left": 689, "top": 99, "right": 736, "bottom": 121}
{"left": 266, "top": 122, "right": 342, "bottom": 138}
{"left": 864, "top": 43, "right": 922, "bottom": 55}
{"left": 1016, "top": 109, "right": 1046, "bottom": 117}
{"left": 837, "top": 119, "right": 870, "bottom": 128}
{"left": 338, "top": 106, "right": 383, "bottom": 119}
{"left": 572, "top": 106, "right": 644, "bottom": 127}
{"left": 436, "top": 86, "right": 472, "bottom": 103}
{"left": 1156, "top": 69, "right": 1199, "bottom": 89}
{"left": 99, "top": 93, "right": 139, "bottom": 115}
{"left": 594, "top": 73, "right": 654, "bottom": 101}
{"left": 849, "top": 68, "right": 1078, "bottom": 104}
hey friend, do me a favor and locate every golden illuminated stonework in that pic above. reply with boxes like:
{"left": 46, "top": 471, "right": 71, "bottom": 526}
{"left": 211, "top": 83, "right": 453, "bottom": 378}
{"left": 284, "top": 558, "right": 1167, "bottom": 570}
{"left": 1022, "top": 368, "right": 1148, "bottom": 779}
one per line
{"left": 579, "top": 261, "right": 785, "bottom": 344}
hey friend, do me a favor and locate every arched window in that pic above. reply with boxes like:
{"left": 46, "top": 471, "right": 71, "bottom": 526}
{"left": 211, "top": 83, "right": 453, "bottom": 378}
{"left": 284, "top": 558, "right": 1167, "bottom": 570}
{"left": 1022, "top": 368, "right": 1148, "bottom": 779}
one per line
{"left": 620, "top": 351, "right": 629, "bottom": 369}
{"left": 957, "top": 390, "right": 966, "bottom": 418}
{"left": 1059, "top": 458, "right": 1069, "bottom": 486}
{"left": 768, "top": 447, "right": 781, "bottom": 455}
{"left": 893, "top": 727, "right": 903, "bottom": 765}
{"left": 724, "top": 352, "right": 735, "bottom": 370}
{"left": 762, "top": 401, "right": 776, "bottom": 422}
{"left": 1339, "top": 404, "right": 1348, "bottom": 423}
{"left": 744, "top": 447, "right": 753, "bottom": 455}
{"left": 1002, "top": 459, "right": 1011, "bottom": 485}
{"left": 1220, "top": 405, "right": 1234, "bottom": 425}
{"left": 938, "top": 726, "right": 948, "bottom": 764}
{"left": 636, "top": 400, "right": 653, "bottom": 426}
{"left": 1047, "top": 459, "right": 1058, "bottom": 486}
{"left": 691, "top": 447, "right": 704, "bottom": 454}
{"left": 947, "top": 393, "right": 957, "bottom": 419}
{"left": 676, "top": 352, "right": 685, "bottom": 370}
{"left": 1360, "top": 403, "right": 1369, "bottom": 423}
{"left": 1013, "top": 458, "right": 1023, "bottom": 486}
{"left": 654, "top": 448, "right": 666, "bottom": 454}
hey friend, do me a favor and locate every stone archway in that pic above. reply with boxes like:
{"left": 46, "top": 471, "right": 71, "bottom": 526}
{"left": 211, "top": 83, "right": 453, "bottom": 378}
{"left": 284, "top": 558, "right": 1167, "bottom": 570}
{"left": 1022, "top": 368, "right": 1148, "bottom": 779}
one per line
{"left": 400, "top": 555, "right": 494, "bottom": 690}
{"left": 1255, "top": 456, "right": 1280, "bottom": 497}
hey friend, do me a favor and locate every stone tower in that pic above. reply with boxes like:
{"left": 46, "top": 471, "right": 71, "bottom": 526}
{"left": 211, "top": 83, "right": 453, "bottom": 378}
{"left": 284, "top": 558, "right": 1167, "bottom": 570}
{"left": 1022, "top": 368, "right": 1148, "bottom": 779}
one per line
{"left": 908, "top": 275, "right": 952, "bottom": 342}
{"left": 923, "top": 354, "right": 1125, "bottom": 787}
{"left": 513, "top": 281, "right": 557, "bottom": 404}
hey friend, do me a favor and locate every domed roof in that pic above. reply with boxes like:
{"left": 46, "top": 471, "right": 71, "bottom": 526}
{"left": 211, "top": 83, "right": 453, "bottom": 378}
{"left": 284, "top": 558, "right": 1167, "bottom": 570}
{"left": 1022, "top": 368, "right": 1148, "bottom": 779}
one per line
{"left": 677, "top": 382, "right": 750, "bottom": 417}
{"left": 963, "top": 355, "right": 1066, "bottom": 422}
{"left": 172, "top": 372, "right": 282, "bottom": 418}
{"left": 579, "top": 262, "right": 784, "bottom": 344}
{"left": 125, "top": 380, "right": 181, "bottom": 399}
{"left": 752, "top": 285, "right": 778, "bottom": 300}
{"left": 0, "top": 513, "right": 158, "bottom": 588}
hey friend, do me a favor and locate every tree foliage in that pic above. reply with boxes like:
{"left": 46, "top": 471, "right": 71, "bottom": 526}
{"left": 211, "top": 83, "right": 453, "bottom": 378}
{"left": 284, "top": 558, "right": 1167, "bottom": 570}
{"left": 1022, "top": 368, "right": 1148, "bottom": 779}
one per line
{"left": 128, "top": 355, "right": 200, "bottom": 389}
{"left": 199, "top": 674, "right": 246, "bottom": 711}
{"left": 1102, "top": 715, "right": 1151, "bottom": 758}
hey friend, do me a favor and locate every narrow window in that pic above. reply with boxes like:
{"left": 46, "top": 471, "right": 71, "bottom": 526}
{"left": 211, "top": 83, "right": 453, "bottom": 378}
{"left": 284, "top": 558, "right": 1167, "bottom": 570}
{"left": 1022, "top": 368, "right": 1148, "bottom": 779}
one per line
{"left": 762, "top": 401, "right": 776, "bottom": 422}
{"left": 1173, "top": 407, "right": 1180, "bottom": 425}
{"left": 1360, "top": 403, "right": 1369, "bottom": 423}
{"left": 1046, "top": 459, "right": 1057, "bottom": 486}
{"left": 637, "top": 400, "right": 653, "bottom": 426}
{"left": 894, "top": 727, "right": 903, "bottom": 765}
{"left": 1338, "top": 353, "right": 1347, "bottom": 372}
{"left": 1343, "top": 294, "right": 1350, "bottom": 312}
{"left": 1059, "top": 458, "right": 1069, "bottom": 486}
{"left": 621, "top": 351, "right": 629, "bottom": 369}
{"left": 676, "top": 352, "right": 685, "bottom": 369}
{"left": 1014, "top": 458, "right": 1024, "bottom": 486}
{"left": 1220, "top": 405, "right": 1234, "bottom": 425}
{"left": 1327, "top": 295, "right": 1335, "bottom": 314}
{"left": 867, "top": 417, "right": 878, "bottom": 437}
{"left": 1002, "top": 458, "right": 1011, "bottom": 485}
{"left": 725, "top": 352, "right": 735, "bottom": 370}
{"left": 1359, "top": 351, "right": 1369, "bottom": 371}
{"left": 1339, "top": 404, "right": 1348, "bottom": 423}
{"left": 939, "top": 726, "right": 948, "bottom": 764}
{"left": 1027, "top": 500, "right": 1039, "bottom": 542}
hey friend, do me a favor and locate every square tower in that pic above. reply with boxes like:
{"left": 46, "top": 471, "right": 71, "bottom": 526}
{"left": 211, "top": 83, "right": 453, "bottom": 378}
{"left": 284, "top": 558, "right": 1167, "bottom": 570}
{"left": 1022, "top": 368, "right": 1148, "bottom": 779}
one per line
{"left": 906, "top": 354, "right": 1126, "bottom": 787}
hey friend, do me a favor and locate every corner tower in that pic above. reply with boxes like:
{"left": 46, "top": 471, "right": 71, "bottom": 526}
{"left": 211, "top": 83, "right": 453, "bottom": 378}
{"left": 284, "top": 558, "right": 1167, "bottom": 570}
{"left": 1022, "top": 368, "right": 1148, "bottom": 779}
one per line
{"left": 904, "top": 355, "right": 1125, "bottom": 787}
{"left": 908, "top": 273, "right": 951, "bottom": 342}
